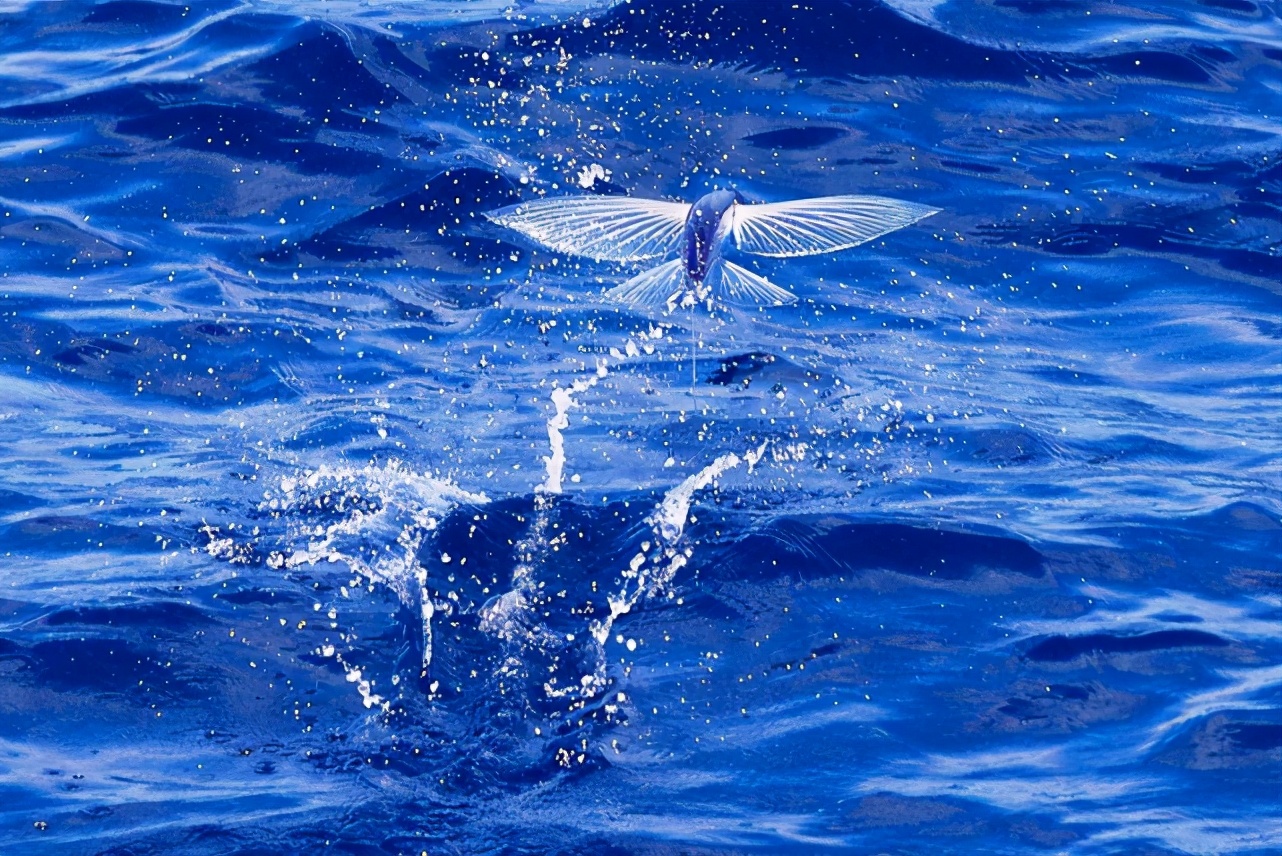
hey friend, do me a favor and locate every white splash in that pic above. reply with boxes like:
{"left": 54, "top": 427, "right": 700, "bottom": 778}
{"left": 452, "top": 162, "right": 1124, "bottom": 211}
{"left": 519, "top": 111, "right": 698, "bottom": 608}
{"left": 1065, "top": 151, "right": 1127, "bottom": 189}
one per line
{"left": 541, "top": 360, "right": 607, "bottom": 495}
{"left": 481, "top": 324, "right": 770, "bottom": 702}
{"left": 575, "top": 162, "right": 611, "bottom": 189}
{"left": 652, "top": 442, "right": 766, "bottom": 543}
{"left": 531, "top": 443, "right": 767, "bottom": 700}
{"left": 591, "top": 442, "right": 768, "bottom": 651}
{"left": 264, "top": 460, "right": 487, "bottom": 671}
{"left": 481, "top": 362, "right": 607, "bottom": 648}
{"left": 339, "top": 659, "right": 386, "bottom": 712}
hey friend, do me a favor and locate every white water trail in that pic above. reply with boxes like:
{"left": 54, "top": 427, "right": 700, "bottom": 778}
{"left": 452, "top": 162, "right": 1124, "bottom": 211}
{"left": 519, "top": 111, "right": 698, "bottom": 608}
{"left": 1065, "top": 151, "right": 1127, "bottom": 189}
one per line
{"left": 541, "top": 360, "right": 607, "bottom": 495}
{"left": 481, "top": 361, "right": 608, "bottom": 649}
{"left": 482, "top": 324, "right": 768, "bottom": 703}
{"left": 488, "top": 331, "right": 657, "bottom": 623}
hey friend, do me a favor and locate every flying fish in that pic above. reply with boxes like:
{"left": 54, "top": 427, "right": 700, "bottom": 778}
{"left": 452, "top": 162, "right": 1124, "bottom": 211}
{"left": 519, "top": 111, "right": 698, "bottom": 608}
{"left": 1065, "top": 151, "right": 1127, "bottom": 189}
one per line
{"left": 485, "top": 189, "right": 938, "bottom": 309}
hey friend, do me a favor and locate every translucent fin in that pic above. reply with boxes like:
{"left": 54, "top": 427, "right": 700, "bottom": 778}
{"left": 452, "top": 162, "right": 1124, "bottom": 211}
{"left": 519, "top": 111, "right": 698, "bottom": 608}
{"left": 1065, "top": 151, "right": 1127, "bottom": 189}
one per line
{"left": 730, "top": 195, "right": 939, "bottom": 258}
{"left": 485, "top": 196, "right": 690, "bottom": 262}
{"left": 708, "top": 259, "right": 797, "bottom": 306}
{"left": 604, "top": 259, "right": 689, "bottom": 308}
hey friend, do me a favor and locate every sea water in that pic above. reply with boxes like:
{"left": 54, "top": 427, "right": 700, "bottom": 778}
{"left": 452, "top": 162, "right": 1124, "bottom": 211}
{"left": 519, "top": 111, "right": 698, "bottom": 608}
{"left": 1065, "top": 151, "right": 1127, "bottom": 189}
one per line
{"left": 0, "top": 1, "right": 1278, "bottom": 853}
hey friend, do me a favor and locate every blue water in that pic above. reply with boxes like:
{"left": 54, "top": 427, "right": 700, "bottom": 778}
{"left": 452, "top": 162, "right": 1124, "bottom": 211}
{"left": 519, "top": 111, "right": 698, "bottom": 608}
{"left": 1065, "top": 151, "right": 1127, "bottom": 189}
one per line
{"left": 1, "top": 0, "right": 1279, "bottom": 852}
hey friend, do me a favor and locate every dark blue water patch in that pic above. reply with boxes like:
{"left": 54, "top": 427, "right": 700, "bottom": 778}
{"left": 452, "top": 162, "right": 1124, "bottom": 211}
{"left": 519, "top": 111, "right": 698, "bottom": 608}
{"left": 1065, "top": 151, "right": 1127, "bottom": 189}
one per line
{"left": 517, "top": 0, "right": 1049, "bottom": 83}
{"left": 1070, "top": 433, "right": 1211, "bottom": 470}
{"left": 705, "top": 351, "right": 778, "bottom": 386}
{"left": 1145, "top": 502, "right": 1282, "bottom": 562}
{"left": 743, "top": 126, "right": 847, "bottom": 150}
{"left": 938, "top": 157, "right": 1003, "bottom": 176}
{"left": 0, "top": 636, "right": 29, "bottom": 663}
{"left": 39, "top": 602, "right": 212, "bottom": 632}
{"left": 0, "top": 78, "right": 184, "bottom": 121}
{"left": 1085, "top": 48, "right": 1223, "bottom": 86}
{"left": 24, "top": 637, "right": 175, "bottom": 695}
{"left": 395, "top": 29, "right": 539, "bottom": 95}
{"left": 215, "top": 586, "right": 300, "bottom": 606}
{"left": 975, "top": 218, "right": 1162, "bottom": 256}
{"left": 1199, "top": 497, "right": 1282, "bottom": 530}
{"left": 1152, "top": 612, "right": 1205, "bottom": 624}
{"left": 1239, "top": 313, "right": 1282, "bottom": 339}
{"left": 83, "top": 794, "right": 323, "bottom": 856}
{"left": 247, "top": 24, "right": 407, "bottom": 127}
{"left": 1022, "top": 363, "right": 1113, "bottom": 388}
{"left": 830, "top": 154, "right": 897, "bottom": 168}
{"left": 1226, "top": 720, "right": 1282, "bottom": 751}
{"left": 293, "top": 167, "right": 522, "bottom": 267}
{"left": 82, "top": 0, "right": 194, "bottom": 27}
{"left": 976, "top": 209, "right": 1278, "bottom": 283}
{"left": 829, "top": 793, "right": 1081, "bottom": 850}
{"left": 0, "top": 215, "right": 128, "bottom": 271}
{"left": 0, "top": 487, "right": 41, "bottom": 514}
{"left": 1155, "top": 709, "right": 1282, "bottom": 776}
{"left": 988, "top": 680, "right": 1153, "bottom": 732}
{"left": 0, "top": 514, "right": 148, "bottom": 552}
{"left": 51, "top": 337, "right": 135, "bottom": 367}
{"left": 1024, "top": 629, "right": 1230, "bottom": 662}
{"left": 1143, "top": 152, "right": 1282, "bottom": 191}
{"left": 698, "top": 350, "right": 841, "bottom": 395}
{"left": 114, "top": 102, "right": 385, "bottom": 177}
{"left": 0, "top": 317, "right": 306, "bottom": 406}
{"left": 724, "top": 518, "right": 1045, "bottom": 581}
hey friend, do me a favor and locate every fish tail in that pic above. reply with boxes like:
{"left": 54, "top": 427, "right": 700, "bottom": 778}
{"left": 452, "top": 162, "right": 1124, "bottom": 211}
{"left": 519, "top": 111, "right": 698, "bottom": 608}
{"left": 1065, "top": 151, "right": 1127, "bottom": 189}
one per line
{"left": 604, "top": 259, "right": 689, "bottom": 309}
{"left": 708, "top": 259, "right": 798, "bottom": 306}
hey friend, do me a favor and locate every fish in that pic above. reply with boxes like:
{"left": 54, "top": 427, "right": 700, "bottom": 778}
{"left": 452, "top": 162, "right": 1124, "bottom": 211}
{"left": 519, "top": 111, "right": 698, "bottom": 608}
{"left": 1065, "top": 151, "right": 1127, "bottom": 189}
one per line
{"left": 485, "top": 188, "right": 939, "bottom": 310}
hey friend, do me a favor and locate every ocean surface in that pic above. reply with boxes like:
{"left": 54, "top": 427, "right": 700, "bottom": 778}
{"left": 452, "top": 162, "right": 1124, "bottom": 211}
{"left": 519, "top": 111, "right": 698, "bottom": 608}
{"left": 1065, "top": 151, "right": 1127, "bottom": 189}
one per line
{"left": 0, "top": 0, "right": 1279, "bottom": 853}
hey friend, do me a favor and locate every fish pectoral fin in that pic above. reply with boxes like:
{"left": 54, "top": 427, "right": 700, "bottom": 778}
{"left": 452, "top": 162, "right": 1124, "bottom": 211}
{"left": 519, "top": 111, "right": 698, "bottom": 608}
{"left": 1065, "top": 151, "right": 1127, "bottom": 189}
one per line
{"left": 604, "top": 259, "right": 689, "bottom": 308}
{"left": 709, "top": 259, "right": 797, "bottom": 306}
{"left": 485, "top": 197, "right": 690, "bottom": 262}
{"left": 730, "top": 194, "right": 939, "bottom": 258}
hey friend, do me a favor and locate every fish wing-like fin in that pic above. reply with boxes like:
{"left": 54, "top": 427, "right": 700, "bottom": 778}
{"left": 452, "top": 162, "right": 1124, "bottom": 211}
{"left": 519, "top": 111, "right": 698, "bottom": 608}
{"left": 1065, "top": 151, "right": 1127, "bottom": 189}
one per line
{"left": 709, "top": 259, "right": 797, "bottom": 306}
{"left": 604, "top": 259, "right": 689, "bottom": 308}
{"left": 730, "top": 194, "right": 939, "bottom": 258}
{"left": 485, "top": 196, "right": 690, "bottom": 262}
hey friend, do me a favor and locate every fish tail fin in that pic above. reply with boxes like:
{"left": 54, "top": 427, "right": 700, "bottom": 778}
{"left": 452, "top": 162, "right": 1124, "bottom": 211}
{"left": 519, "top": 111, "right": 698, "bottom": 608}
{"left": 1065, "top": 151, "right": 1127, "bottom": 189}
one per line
{"left": 709, "top": 259, "right": 798, "bottom": 306}
{"left": 605, "top": 259, "right": 689, "bottom": 309}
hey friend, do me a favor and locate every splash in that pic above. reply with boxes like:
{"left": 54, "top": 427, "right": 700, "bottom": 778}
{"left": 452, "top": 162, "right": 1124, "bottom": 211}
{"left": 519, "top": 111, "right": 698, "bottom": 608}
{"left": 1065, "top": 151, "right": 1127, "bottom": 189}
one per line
{"left": 541, "top": 360, "right": 607, "bottom": 495}
{"left": 263, "top": 460, "right": 487, "bottom": 672}
{"left": 481, "top": 327, "right": 771, "bottom": 705}
{"left": 498, "top": 445, "right": 767, "bottom": 704}
{"left": 592, "top": 442, "right": 767, "bottom": 650}
{"left": 480, "top": 359, "right": 606, "bottom": 646}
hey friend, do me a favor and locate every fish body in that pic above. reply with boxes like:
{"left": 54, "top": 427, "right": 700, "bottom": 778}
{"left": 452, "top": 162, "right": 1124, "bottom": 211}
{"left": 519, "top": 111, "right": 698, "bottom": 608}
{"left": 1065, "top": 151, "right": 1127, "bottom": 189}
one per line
{"left": 683, "top": 189, "right": 740, "bottom": 284}
{"left": 486, "top": 188, "right": 938, "bottom": 310}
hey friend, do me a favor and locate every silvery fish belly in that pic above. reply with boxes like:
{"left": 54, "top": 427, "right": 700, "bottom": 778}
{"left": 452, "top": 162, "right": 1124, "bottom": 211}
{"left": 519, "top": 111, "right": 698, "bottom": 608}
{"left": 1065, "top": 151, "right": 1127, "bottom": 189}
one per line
{"left": 486, "top": 191, "right": 939, "bottom": 310}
